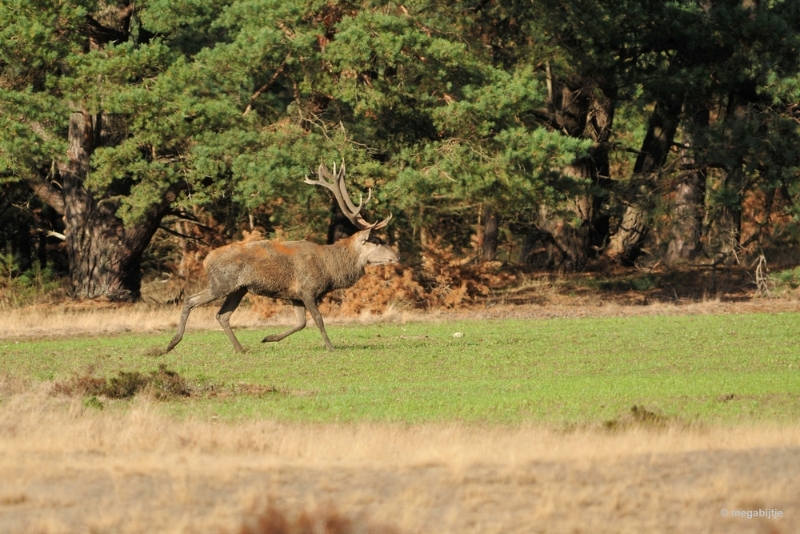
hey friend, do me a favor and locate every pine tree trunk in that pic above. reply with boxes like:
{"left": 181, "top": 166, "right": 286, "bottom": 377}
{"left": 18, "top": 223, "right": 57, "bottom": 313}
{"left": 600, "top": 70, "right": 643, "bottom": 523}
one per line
{"left": 538, "top": 161, "right": 593, "bottom": 270}
{"left": 607, "top": 200, "right": 650, "bottom": 264}
{"left": 55, "top": 111, "right": 167, "bottom": 301}
{"left": 706, "top": 164, "right": 744, "bottom": 263}
{"left": 536, "top": 77, "right": 615, "bottom": 270}
{"left": 664, "top": 108, "right": 708, "bottom": 267}
{"left": 664, "top": 174, "right": 704, "bottom": 266}
{"left": 705, "top": 98, "right": 752, "bottom": 265}
{"left": 481, "top": 204, "right": 499, "bottom": 261}
{"left": 63, "top": 195, "right": 160, "bottom": 301}
{"left": 607, "top": 99, "right": 682, "bottom": 264}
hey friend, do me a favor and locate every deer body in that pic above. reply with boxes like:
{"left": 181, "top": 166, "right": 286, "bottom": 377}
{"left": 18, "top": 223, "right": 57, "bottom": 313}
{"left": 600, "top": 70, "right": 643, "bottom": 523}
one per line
{"left": 207, "top": 233, "right": 392, "bottom": 302}
{"left": 165, "top": 162, "right": 397, "bottom": 353}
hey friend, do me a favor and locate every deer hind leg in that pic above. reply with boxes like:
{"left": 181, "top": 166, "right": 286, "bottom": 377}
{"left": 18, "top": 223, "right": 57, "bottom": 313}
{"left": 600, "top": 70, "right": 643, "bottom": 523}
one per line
{"left": 304, "top": 299, "right": 335, "bottom": 351}
{"left": 165, "top": 288, "right": 219, "bottom": 352}
{"left": 216, "top": 287, "right": 248, "bottom": 353}
{"left": 262, "top": 300, "right": 307, "bottom": 343}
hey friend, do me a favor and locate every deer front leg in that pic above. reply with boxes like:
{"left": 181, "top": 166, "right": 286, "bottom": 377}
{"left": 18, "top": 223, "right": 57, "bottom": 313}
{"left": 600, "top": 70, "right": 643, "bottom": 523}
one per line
{"left": 165, "top": 288, "right": 219, "bottom": 353}
{"left": 304, "top": 298, "right": 335, "bottom": 351}
{"left": 262, "top": 300, "right": 307, "bottom": 343}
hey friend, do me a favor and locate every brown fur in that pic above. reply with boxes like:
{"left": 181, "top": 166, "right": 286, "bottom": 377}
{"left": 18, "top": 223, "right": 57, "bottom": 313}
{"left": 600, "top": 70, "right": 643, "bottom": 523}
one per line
{"left": 165, "top": 229, "right": 398, "bottom": 352}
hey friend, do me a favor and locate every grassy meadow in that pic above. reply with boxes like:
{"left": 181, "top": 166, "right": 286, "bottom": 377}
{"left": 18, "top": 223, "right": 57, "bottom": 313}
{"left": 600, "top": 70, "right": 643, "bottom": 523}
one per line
{"left": 2, "top": 307, "right": 800, "bottom": 534}
{"left": 3, "top": 311, "right": 798, "bottom": 425}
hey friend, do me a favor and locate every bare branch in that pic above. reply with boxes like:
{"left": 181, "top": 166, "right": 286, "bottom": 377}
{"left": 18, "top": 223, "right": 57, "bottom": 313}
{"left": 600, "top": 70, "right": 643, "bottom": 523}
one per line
{"left": 243, "top": 53, "right": 291, "bottom": 117}
{"left": 36, "top": 229, "right": 66, "bottom": 241}
{"left": 157, "top": 224, "right": 206, "bottom": 243}
{"left": 81, "top": 15, "right": 127, "bottom": 45}
{"left": 29, "top": 171, "right": 65, "bottom": 215}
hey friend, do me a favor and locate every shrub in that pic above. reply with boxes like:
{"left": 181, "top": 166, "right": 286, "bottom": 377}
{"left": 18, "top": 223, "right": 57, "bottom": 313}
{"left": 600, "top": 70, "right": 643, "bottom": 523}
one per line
{"left": 53, "top": 365, "right": 191, "bottom": 400}
{"left": 0, "top": 252, "right": 64, "bottom": 308}
{"left": 237, "top": 503, "right": 397, "bottom": 534}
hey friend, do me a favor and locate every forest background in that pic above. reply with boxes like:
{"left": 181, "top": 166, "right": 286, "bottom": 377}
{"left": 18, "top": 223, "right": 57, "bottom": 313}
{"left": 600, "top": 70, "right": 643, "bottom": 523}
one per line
{"left": 1, "top": 0, "right": 799, "bottom": 307}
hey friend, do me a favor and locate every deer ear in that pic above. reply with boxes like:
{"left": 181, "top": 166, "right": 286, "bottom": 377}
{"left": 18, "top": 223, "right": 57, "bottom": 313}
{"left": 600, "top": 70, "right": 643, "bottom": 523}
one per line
{"left": 354, "top": 228, "right": 372, "bottom": 244}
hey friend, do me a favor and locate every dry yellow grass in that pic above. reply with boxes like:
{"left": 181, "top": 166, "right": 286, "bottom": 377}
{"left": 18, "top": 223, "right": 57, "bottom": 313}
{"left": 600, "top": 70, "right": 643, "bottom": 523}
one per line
{"left": 0, "top": 381, "right": 798, "bottom": 534}
{"left": 3, "top": 297, "right": 800, "bottom": 341}
{"left": 0, "top": 303, "right": 261, "bottom": 340}
{"left": 0, "top": 300, "right": 425, "bottom": 341}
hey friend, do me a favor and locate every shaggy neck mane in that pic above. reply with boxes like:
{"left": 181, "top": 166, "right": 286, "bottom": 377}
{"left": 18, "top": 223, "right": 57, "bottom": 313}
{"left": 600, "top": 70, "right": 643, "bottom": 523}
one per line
{"left": 324, "top": 239, "right": 365, "bottom": 290}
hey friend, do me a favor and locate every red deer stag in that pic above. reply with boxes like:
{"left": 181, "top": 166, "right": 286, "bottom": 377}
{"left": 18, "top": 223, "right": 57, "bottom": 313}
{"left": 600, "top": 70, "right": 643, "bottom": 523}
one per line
{"left": 165, "top": 162, "right": 398, "bottom": 353}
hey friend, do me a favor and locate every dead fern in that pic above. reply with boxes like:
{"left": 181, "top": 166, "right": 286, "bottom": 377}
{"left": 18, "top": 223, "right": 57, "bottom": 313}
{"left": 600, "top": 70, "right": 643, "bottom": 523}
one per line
{"left": 416, "top": 238, "right": 516, "bottom": 308}
{"left": 322, "top": 263, "right": 427, "bottom": 316}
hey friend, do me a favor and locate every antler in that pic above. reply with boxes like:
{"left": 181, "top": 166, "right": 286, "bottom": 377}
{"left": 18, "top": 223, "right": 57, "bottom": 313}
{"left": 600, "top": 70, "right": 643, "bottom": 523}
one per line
{"left": 305, "top": 161, "right": 392, "bottom": 230}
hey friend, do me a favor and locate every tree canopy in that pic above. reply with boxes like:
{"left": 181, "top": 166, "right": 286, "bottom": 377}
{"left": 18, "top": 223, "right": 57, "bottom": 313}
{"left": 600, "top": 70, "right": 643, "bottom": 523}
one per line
{"left": 1, "top": 0, "right": 799, "bottom": 300}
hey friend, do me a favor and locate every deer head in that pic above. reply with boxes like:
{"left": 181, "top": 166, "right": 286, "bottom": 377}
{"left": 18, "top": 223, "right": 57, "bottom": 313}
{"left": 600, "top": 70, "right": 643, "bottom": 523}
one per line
{"left": 306, "top": 161, "right": 397, "bottom": 266}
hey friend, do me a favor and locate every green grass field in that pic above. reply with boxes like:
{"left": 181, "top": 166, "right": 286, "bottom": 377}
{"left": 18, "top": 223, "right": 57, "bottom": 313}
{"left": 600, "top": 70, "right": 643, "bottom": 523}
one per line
{"left": 2, "top": 312, "right": 799, "bottom": 424}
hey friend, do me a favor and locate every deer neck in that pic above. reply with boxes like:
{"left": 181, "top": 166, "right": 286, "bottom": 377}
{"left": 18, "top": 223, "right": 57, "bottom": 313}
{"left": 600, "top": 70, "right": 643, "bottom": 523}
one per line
{"left": 324, "top": 239, "right": 368, "bottom": 290}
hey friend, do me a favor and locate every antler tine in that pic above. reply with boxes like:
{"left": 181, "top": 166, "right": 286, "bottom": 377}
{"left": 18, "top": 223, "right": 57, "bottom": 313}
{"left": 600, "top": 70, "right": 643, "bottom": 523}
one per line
{"left": 370, "top": 212, "right": 392, "bottom": 230}
{"left": 333, "top": 162, "right": 371, "bottom": 228}
{"left": 303, "top": 164, "right": 331, "bottom": 187}
{"left": 308, "top": 162, "right": 371, "bottom": 229}
{"left": 334, "top": 161, "right": 372, "bottom": 216}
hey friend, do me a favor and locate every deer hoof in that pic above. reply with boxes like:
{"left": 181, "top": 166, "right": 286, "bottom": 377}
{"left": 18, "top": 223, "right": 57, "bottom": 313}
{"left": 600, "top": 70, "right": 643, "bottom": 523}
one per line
{"left": 146, "top": 346, "right": 168, "bottom": 357}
